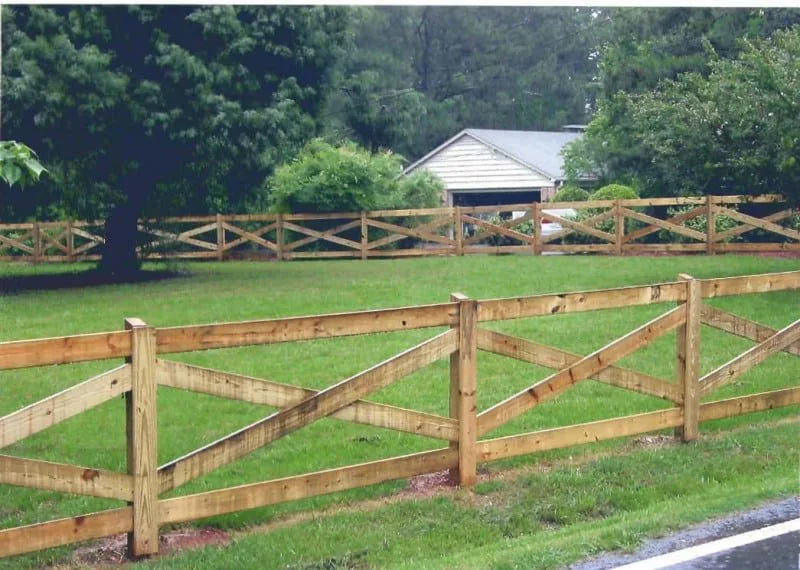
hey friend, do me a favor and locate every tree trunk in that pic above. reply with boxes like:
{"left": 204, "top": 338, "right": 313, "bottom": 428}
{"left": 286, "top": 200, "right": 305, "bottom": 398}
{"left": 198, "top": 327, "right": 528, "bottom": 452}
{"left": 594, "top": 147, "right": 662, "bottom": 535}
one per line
{"left": 98, "top": 171, "right": 150, "bottom": 278}
{"left": 98, "top": 200, "right": 142, "bottom": 278}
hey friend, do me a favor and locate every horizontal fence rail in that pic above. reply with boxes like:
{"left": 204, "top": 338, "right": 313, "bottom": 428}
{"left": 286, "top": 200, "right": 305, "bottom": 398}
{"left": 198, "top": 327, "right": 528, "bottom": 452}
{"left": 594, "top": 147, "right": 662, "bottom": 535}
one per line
{"left": 0, "top": 269, "right": 798, "bottom": 559}
{"left": 1, "top": 194, "right": 797, "bottom": 263}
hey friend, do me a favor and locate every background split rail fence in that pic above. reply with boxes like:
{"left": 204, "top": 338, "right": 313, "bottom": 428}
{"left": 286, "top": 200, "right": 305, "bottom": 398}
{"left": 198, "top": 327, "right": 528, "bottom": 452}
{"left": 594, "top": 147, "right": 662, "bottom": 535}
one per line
{"left": 0, "top": 194, "right": 797, "bottom": 263}
{"left": 0, "top": 270, "right": 798, "bottom": 559}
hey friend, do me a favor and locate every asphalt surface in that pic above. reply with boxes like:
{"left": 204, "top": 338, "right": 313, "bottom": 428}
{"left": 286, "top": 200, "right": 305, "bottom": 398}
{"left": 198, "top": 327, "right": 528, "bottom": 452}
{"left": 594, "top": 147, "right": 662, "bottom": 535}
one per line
{"left": 568, "top": 497, "right": 799, "bottom": 570}
{"left": 668, "top": 530, "right": 798, "bottom": 569}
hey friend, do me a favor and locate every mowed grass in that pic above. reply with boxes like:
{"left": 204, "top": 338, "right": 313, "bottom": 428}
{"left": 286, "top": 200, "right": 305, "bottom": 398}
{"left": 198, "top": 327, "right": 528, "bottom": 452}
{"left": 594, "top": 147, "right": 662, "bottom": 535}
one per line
{"left": 0, "top": 254, "right": 798, "bottom": 568}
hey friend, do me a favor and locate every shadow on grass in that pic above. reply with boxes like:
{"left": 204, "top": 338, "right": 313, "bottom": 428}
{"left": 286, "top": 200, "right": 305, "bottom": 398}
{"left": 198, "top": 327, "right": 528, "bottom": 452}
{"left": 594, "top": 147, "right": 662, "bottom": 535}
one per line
{"left": 0, "top": 267, "right": 189, "bottom": 294}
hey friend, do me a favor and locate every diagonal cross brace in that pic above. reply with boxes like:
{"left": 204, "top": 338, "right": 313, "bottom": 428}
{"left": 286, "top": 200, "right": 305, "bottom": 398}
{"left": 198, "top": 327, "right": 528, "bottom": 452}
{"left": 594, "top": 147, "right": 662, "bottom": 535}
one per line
{"left": 700, "top": 316, "right": 800, "bottom": 395}
{"left": 158, "top": 329, "right": 458, "bottom": 492}
{"left": 477, "top": 305, "right": 686, "bottom": 436}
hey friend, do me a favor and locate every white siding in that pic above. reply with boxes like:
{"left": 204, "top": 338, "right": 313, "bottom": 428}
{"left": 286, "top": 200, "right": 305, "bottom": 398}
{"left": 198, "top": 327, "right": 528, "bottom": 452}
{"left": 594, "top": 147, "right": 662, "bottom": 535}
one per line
{"left": 416, "top": 135, "right": 552, "bottom": 191}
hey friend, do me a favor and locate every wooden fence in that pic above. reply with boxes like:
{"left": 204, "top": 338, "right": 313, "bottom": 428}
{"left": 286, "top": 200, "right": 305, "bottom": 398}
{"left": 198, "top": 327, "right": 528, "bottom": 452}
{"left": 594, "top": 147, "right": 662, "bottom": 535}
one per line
{"left": 1, "top": 195, "right": 797, "bottom": 263}
{"left": 0, "top": 270, "right": 798, "bottom": 559}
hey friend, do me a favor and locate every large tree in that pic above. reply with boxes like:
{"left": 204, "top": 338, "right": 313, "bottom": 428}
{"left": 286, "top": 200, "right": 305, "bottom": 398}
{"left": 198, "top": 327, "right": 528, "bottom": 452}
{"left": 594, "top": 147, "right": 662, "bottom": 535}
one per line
{"left": 2, "top": 6, "right": 348, "bottom": 275}
{"left": 564, "top": 8, "right": 800, "bottom": 196}
{"left": 324, "top": 7, "right": 604, "bottom": 159}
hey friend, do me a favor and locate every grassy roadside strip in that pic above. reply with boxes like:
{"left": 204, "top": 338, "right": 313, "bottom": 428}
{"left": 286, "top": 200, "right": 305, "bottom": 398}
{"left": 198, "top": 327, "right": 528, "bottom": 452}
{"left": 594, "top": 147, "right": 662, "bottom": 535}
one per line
{"left": 136, "top": 415, "right": 799, "bottom": 569}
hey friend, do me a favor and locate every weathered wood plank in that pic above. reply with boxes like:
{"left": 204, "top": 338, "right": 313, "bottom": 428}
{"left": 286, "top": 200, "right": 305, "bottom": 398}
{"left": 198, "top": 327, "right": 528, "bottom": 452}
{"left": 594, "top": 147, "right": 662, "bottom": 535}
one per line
{"left": 710, "top": 194, "right": 785, "bottom": 204}
{"left": 366, "top": 207, "right": 455, "bottom": 217}
{"left": 285, "top": 219, "right": 361, "bottom": 252}
{"left": 367, "top": 216, "right": 452, "bottom": 250}
{"left": 713, "top": 209, "right": 794, "bottom": 242}
{"left": 476, "top": 329, "right": 682, "bottom": 403}
{"left": 159, "top": 448, "right": 456, "bottom": 526}
{"left": 0, "top": 507, "right": 132, "bottom": 558}
{"left": 620, "top": 207, "right": 707, "bottom": 242}
{"left": 125, "top": 320, "right": 159, "bottom": 557}
{"left": 0, "top": 364, "right": 131, "bottom": 448}
{"left": 701, "top": 305, "right": 800, "bottom": 357}
{"left": 0, "top": 455, "right": 133, "bottom": 501}
{"left": 478, "top": 282, "right": 685, "bottom": 322}
{"left": 675, "top": 275, "right": 701, "bottom": 441}
{"left": 460, "top": 203, "right": 532, "bottom": 215}
{"left": 221, "top": 222, "right": 278, "bottom": 252}
{"left": 138, "top": 226, "right": 217, "bottom": 251}
{"left": 0, "top": 331, "right": 131, "bottom": 370}
{"left": 699, "top": 386, "right": 800, "bottom": 422}
{"left": 540, "top": 211, "right": 615, "bottom": 243}
{"left": 462, "top": 245, "right": 531, "bottom": 255}
{"left": 700, "top": 317, "right": 800, "bottom": 394}
{"left": 618, "top": 197, "right": 706, "bottom": 207}
{"left": 157, "top": 360, "right": 457, "bottom": 442}
{"left": 366, "top": 247, "right": 455, "bottom": 257}
{"left": 714, "top": 242, "right": 800, "bottom": 252}
{"left": 460, "top": 215, "right": 533, "bottom": 245}
{"left": 700, "top": 271, "right": 800, "bottom": 298}
{"left": 715, "top": 207, "right": 800, "bottom": 241}
{"left": 477, "top": 408, "right": 683, "bottom": 463}
{"left": 158, "top": 329, "right": 457, "bottom": 492}
{"left": 282, "top": 221, "right": 362, "bottom": 251}
{"left": 450, "top": 294, "right": 477, "bottom": 487}
{"left": 622, "top": 243, "right": 707, "bottom": 253}
{"left": 284, "top": 250, "right": 361, "bottom": 259}
{"left": 541, "top": 210, "right": 615, "bottom": 244}
{"left": 542, "top": 244, "right": 616, "bottom": 253}
{"left": 623, "top": 206, "right": 705, "bottom": 244}
{"left": 366, "top": 218, "right": 455, "bottom": 246}
{"left": 0, "top": 234, "right": 35, "bottom": 254}
{"left": 283, "top": 212, "right": 360, "bottom": 221}
{"left": 155, "top": 303, "right": 455, "bottom": 354}
{"left": 477, "top": 305, "right": 686, "bottom": 435}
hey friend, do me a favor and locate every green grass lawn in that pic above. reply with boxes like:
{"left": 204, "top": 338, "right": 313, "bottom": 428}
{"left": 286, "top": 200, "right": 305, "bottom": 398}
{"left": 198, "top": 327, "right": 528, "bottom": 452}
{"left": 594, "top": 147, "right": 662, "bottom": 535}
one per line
{"left": 0, "top": 255, "right": 798, "bottom": 569}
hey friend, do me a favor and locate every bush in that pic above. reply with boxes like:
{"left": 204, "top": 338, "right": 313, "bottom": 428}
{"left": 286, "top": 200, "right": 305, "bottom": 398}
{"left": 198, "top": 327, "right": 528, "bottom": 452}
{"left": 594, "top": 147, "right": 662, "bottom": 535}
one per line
{"left": 268, "top": 139, "right": 442, "bottom": 213}
{"left": 551, "top": 185, "right": 590, "bottom": 202}
{"left": 589, "top": 184, "right": 639, "bottom": 201}
{"left": 657, "top": 204, "right": 740, "bottom": 244}
{"left": 560, "top": 184, "right": 640, "bottom": 244}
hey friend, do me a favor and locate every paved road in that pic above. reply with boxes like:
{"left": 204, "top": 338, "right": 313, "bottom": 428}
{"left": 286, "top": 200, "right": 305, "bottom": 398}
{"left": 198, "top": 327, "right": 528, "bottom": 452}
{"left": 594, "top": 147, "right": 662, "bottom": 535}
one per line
{"left": 668, "top": 529, "right": 798, "bottom": 569}
{"left": 569, "top": 497, "right": 799, "bottom": 570}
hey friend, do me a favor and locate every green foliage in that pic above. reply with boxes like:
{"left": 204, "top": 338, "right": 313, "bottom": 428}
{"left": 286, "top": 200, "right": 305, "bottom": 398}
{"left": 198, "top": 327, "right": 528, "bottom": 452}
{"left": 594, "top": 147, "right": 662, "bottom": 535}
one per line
{"left": 589, "top": 184, "right": 639, "bottom": 201}
{"left": 268, "top": 139, "right": 443, "bottom": 213}
{"left": 657, "top": 205, "right": 740, "bottom": 244}
{"left": 0, "top": 141, "right": 46, "bottom": 188}
{"left": 2, "top": 5, "right": 349, "bottom": 272}
{"left": 325, "top": 7, "right": 604, "bottom": 159}
{"left": 551, "top": 186, "right": 590, "bottom": 203}
{"left": 566, "top": 12, "right": 800, "bottom": 201}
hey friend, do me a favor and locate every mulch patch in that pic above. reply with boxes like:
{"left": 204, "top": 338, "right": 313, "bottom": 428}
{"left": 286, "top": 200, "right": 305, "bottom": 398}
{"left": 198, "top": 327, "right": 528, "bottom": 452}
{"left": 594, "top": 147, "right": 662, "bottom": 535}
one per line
{"left": 70, "top": 527, "right": 230, "bottom": 567}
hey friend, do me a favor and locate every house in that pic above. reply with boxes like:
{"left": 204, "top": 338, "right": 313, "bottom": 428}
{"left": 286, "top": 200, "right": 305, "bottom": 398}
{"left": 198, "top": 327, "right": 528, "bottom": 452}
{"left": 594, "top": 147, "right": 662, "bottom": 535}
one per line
{"left": 404, "top": 127, "right": 591, "bottom": 207}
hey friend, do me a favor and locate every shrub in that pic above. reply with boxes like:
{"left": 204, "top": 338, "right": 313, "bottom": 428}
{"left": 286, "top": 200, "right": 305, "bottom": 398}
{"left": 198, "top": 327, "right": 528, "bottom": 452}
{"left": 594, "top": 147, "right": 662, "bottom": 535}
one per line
{"left": 268, "top": 139, "right": 442, "bottom": 214}
{"left": 551, "top": 185, "right": 590, "bottom": 203}
{"left": 589, "top": 184, "right": 639, "bottom": 201}
{"left": 657, "top": 204, "right": 740, "bottom": 244}
{"left": 561, "top": 184, "right": 640, "bottom": 244}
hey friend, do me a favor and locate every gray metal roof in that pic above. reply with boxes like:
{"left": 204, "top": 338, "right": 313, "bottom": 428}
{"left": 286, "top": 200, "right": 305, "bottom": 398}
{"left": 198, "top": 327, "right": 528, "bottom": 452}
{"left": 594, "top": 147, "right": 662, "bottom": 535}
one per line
{"left": 464, "top": 128, "right": 582, "bottom": 180}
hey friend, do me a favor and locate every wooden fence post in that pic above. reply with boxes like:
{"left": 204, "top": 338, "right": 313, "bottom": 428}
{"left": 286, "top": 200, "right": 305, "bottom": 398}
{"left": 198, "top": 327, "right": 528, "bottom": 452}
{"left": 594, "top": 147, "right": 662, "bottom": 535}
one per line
{"left": 449, "top": 293, "right": 477, "bottom": 487}
{"left": 706, "top": 195, "right": 716, "bottom": 256}
{"left": 276, "top": 214, "right": 284, "bottom": 262}
{"left": 614, "top": 200, "right": 624, "bottom": 256}
{"left": 33, "top": 221, "right": 42, "bottom": 263}
{"left": 66, "top": 220, "right": 75, "bottom": 262}
{"left": 360, "top": 211, "right": 368, "bottom": 260}
{"left": 675, "top": 274, "right": 700, "bottom": 442}
{"left": 455, "top": 206, "right": 464, "bottom": 256}
{"left": 532, "top": 202, "right": 542, "bottom": 256}
{"left": 124, "top": 318, "right": 159, "bottom": 558}
{"left": 216, "top": 214, "right": 225, "bottom": 261}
